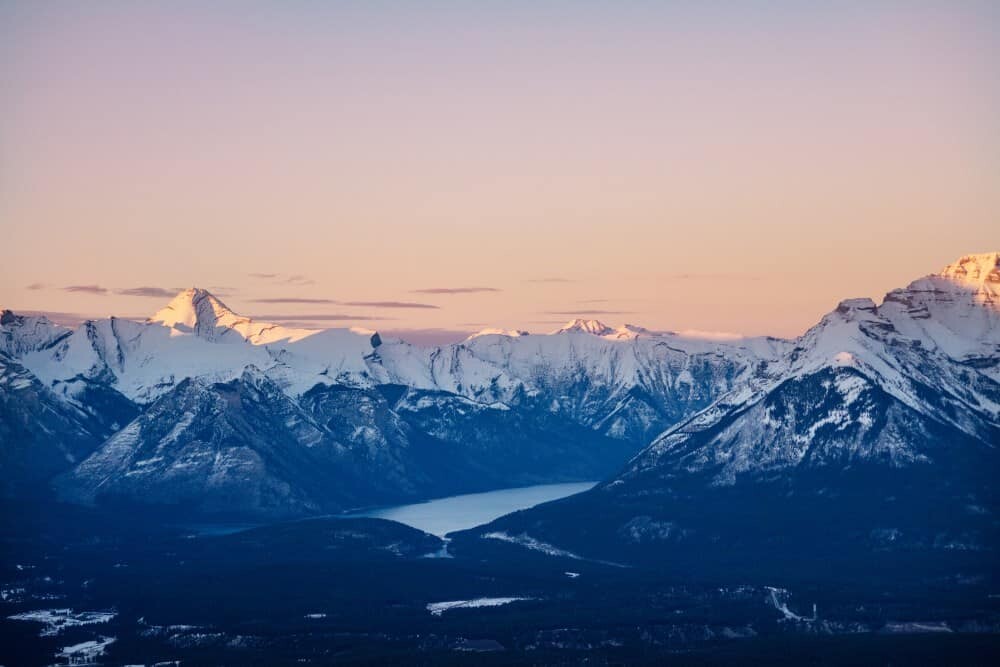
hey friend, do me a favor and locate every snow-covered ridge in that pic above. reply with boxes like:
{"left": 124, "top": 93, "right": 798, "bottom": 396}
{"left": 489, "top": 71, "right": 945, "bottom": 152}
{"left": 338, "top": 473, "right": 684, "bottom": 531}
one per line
{"left": 630, "top": 251, "right": 1000, "bottom": 482}
{"left": 4, "top": 288, "right": 785, "bottom": 414}
{"left": 937, "top": 252, "right": 1000, "bottom": 292}
{"left": 149, "top": 288, "right": 318, "bottom": 344}
{"left": 4, "top": 251, "right": 996, "bottom": 436}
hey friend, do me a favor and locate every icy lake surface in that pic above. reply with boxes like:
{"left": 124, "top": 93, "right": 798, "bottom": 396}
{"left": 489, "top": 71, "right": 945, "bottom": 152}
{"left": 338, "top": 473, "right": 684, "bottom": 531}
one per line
{"left": 349, "top": 481, "right": 597, "bottom": 536}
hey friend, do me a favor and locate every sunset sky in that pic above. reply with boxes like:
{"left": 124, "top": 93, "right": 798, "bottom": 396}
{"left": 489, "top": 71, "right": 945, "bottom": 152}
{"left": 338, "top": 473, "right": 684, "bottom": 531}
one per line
{"left": 2, "top": 2, "right": 997, "bottom": 343}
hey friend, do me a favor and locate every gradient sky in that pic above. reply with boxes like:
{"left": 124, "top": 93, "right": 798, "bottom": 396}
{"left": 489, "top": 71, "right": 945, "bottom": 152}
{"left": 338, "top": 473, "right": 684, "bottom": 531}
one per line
{"left": 2, "top": 1, "right": 998, "bottom": 343}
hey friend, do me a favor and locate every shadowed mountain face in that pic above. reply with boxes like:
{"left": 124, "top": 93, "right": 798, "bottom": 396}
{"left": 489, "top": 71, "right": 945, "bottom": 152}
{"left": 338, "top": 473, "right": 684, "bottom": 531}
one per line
{"left": 1, "top": 291, "right": 779, "bottom": 517}
{"left": 1, "top": 253, "right": 997, "bottom": 525}
{"left": 454, "top": 254, "right": 1000, "bottom": 580}
{"left": 0, "top": 351, "right": 136, "bottom": 496}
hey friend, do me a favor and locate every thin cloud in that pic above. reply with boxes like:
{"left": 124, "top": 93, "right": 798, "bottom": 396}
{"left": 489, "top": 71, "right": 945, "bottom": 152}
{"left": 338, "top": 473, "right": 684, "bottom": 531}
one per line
{"left": 115, "top": 287, "right": 178, "bottom": 298}
{"left": 342, "top": 301, "right": 438, "bottom": 309}
{"left": 410, "top": 287, "right": 501, "bottom": 294}
{"left": 25, "top": 282, "right": 48, "bottom": 291}
{"left": 664, "top": 272, "right": 763, "bottom": 281}
{"left": 253, "top": 313, "right": 397, "bottom": 321}
{"left": 63, "top": 284, "right": 108, "bottom": 295}
{"left": 248, "top": 272, "right": 315, "bottom": 285}
{"left": 250, "top": 297, "right": 437, "bottom": 309}
{"left": 545, "top": 310, "right": 635, "bottom": 316}
{"left": 251, "top": 297, "right": 338, "bottom": 304}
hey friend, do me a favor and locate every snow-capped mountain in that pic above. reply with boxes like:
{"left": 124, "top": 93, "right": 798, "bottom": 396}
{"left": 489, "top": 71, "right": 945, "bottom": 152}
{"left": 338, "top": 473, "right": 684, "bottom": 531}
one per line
{"left": 1, "top": 286, "right": 780, "bottom": 514}
{"left": 0, "top": 310, "right": 70, "bottom": 357}
{"left": 457, "top": 253, "right": 1000, "bottom": 572}
{"left": 0, "top": 351, "right": 136, "bottom": 495}
{"left": 5, "top": 253, "right": 996, "bottom": 523}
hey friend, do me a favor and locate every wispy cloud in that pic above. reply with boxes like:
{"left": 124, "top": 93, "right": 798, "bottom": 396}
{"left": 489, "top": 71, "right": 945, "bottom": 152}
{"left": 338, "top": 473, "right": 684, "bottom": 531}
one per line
{"left": 250, "top": 297, "right": 438, "bottom": 309}
{"left": 410, "top": 287, "right": 501, "bottom": 294}
{"left": 25, "top": 282, "right": 48, "bottom": 291}
{"left": 248, "top": 272, "right": 315, "bottom": 285}
{"left": 253, "top": 313, "right": 396, "bottom": 321}
{"left": 545, "top": 310, "right": 635, "bottom": 316}
{"left": 63, "top": 284, "right": 108, "bottom": 295}
{"left": 342, "top": 301, "right": 438, "bottom": 309}
{"left": 115, "top": 287, "right": 178, "bottom": 298}
{"left": 663, "top": 272, "right": 763, "bottom": 281}
{"left": 251, "top": 297, "right": 338, "bottom": 304}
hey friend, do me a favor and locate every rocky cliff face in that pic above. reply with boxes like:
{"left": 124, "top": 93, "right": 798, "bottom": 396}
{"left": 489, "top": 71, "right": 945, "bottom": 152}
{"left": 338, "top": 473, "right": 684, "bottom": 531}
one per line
{"left": 6, "top": 253, "right": 998, "bottom": 525}
{"left": 0, "top": 352, "right": 134, "bottom": 495}
{"left": 2, "top": 289, "right": 778, "bottom": 513}
{"left": 456, "top": 253, "right": 1000, "bottom": 575}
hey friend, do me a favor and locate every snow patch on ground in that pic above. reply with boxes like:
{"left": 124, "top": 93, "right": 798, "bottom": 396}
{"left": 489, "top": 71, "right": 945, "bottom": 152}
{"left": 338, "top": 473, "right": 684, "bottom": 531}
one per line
{"left": 766, "top": 587, "right": 817, "bottom": 623}
{"left": 482, "top": 532, "right": 583, "bottom": 559}
{"left": 8, "top": 608, "right": 116, "bottom": 636}
{"left": 56, "top": 636, "right": 116, "bottom": 662}
{"left": 427, "top": 597, "right": 532, "bottom": 616}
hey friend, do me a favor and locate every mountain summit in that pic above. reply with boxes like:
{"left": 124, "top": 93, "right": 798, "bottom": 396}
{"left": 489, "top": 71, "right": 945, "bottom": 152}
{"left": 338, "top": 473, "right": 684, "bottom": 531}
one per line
{"left": 149, "top": 288, "right": 248, "bottom": 341}
{"left": 149, "top": 287, "right": 315, "bottom": 345}
{"left": 458, "top": 251, "right": 1000, "bottom": 576}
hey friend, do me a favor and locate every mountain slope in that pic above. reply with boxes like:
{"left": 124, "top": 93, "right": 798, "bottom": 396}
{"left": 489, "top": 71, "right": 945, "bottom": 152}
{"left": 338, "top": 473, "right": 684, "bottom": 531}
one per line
{"left": 55, "top": 367, "right": 366, "bottom": 518}
{"left": 0, "top": 353, "right": 135, "bottom": 495}
{"left": 2, "top": 289, "right": 783, "bottom": 513}
{"left": 455, "top": 253, "right": 1000, "bottom": 578}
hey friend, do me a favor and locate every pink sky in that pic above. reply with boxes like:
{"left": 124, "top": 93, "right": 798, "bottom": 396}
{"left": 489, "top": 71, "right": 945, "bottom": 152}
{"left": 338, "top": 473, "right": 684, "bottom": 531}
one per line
{"left": 2, "top": 2, "right": 997, "bottom": 342}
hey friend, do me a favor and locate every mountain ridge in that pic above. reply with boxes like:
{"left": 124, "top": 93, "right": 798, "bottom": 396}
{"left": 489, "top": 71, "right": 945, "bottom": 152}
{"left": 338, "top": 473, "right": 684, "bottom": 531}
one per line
{"left": 2, "top": 251, "right": 997, "bottom": 520}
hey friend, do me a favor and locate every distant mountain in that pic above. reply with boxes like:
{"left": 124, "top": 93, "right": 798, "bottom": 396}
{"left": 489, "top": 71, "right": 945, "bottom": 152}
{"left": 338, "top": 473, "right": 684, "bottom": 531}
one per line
{"left": 1, "top": 288, "right": 778, "bottom": 514}
{"left": 455, "top": 253, "right": 1000, "bottom": 580}
{"left": 7, "top": 253, "right": 996, "bottom": 524}
{"left": 0, "top": 352, "right": 136, "bottom": 496}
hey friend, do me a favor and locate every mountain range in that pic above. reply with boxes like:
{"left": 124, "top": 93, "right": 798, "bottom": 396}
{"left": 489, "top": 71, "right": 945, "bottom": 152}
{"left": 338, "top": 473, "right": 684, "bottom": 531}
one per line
{"left": 1, "top": 253, "right": 998, "bottom": 539}
{"left": 456, "top": 252, "right": 1000, "bottom": 578}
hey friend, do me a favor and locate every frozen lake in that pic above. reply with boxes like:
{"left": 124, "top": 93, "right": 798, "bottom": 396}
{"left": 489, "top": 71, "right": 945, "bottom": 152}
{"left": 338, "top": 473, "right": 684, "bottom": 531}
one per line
{"left": 348, "top": 481, "right": 597, "bottom": 536}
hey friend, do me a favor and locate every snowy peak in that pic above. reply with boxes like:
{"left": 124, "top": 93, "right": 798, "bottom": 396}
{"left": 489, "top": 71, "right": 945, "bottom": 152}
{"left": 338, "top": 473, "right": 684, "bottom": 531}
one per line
{"left": 878, "top": 251, "right": 1000, "bottom": 367}
{"left": 890, "top": 251, "right": 1000, "bottom": 309}
{"left": 0, "top": 310, "right": 70, "bottom": 357}
{"left": 149, "top": 288, "right": 248, "bottom": 339}
{"left": 610, "top": 324, "right": 652, "bottom": 339}
{"left": 551, "top": 320, "right": 655, "bottom": 340}
{"left": 147, "top": 288, "right": 316, "bottom": 345}
{"left": 937, "top": 252, "right": 1000, "bottom": 293}
{"left": 554, "top": 319, "right": 616, "bottom": 336}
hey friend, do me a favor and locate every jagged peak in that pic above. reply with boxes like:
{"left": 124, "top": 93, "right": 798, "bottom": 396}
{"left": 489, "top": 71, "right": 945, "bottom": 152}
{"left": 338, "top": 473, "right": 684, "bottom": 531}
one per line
{"left": 1, "top": 309, "right": 58, "bottom": 327}
{"left": 149, "top": 288, "right": 244, "bottom": 330}
{"left": 610, "top": 323, "right": 652, "bottom": 339}
{"left": 835, "top": 298, "right": 878, "bottom": 315}
{"left": 937, "top": 252, "right": 999, "bottom": 288}
{"left": 553, "top": 319, "right": 616, "bottom": 336}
